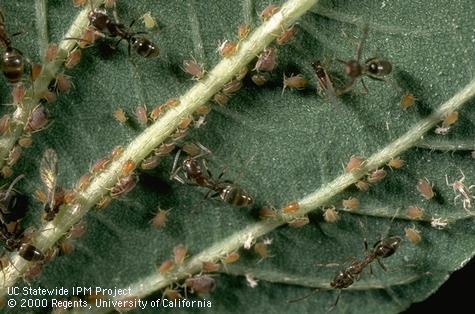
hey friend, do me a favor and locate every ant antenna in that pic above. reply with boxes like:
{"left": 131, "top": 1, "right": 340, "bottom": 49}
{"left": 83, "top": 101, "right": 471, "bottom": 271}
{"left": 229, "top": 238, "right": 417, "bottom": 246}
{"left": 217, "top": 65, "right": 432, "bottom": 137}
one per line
{"left": 287, "top": 288, "right": 320, "bottom": 303}
{"left": 1, "top": 175, "right": 24, "bottom": 201}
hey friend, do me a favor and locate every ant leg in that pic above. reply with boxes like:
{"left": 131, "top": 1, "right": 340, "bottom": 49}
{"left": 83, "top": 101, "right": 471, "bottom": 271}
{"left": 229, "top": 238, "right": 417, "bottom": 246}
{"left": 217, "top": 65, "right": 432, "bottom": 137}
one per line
{"left": 287, "top": 289, "right": 319, "bottom": 303}
{"left": 1, "top": 175, "right": 24, "bottom": 201}
{"left": 170, "top": 149, "right": 184, "bottom": 182}
{"left": 335, "top": 78, "right": 356, "bottom": 96}
{"left": 376, "top": 258, "right": 388, "bottom": 271}
{"left": 360, "top": 78, "right": 369, "bottom": 94}
{"left": 355, "top": 25, "right": 369, "bottom": 62}
{"left": 326, "top": 289, "right": 342, "bottom": 313}
{"left": 201, "top": 159, "right": 213, "bottom": 180}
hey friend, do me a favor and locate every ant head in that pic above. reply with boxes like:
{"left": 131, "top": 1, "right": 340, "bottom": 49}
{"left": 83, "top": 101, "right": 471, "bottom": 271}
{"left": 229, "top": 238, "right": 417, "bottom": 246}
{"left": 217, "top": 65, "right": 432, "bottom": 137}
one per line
{"left": 88, "top": 9, "right": 110, "bottom": 30}
{"left": 345, "top": 60, "right": 362, "bottom": 78}
{"left": 373, "top": 236, "right": 402, "bottom": 258}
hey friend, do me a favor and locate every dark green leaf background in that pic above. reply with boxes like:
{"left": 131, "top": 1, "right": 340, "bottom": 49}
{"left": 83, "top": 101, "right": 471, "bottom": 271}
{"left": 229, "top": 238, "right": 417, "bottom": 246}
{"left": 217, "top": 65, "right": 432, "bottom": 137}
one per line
{"left": 1, "top": 0, "right": 474, "bottom": 313}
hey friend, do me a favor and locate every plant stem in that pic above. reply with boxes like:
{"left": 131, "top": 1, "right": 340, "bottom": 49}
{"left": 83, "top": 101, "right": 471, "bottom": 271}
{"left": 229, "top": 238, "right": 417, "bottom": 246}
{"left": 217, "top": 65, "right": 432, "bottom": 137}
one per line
{"left": 91, "top": 78, "right": 475, "bottom": 311}
{"left": 416, "top": 139, "right": 475, "bottom": 151}
{"left": 35, "top": 0, "right": 49, "bottom": 58}
{"left": 0, "top": 0, "right": 319, "bottom": 297}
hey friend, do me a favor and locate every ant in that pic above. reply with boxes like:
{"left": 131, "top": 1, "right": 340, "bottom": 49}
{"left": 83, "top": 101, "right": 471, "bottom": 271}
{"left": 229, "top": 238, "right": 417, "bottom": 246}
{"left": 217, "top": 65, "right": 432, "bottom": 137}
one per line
{"left": 86, "top": 6, "right": 159, "bottom": 58}
{"left": 0, "top": 11, "right": 26, "bottom": 84}
{"left": 170, "top": 143, "right": 253, "bottom": 208}
{"left": 336, "top": 26, "right": 392, "bottom": 96}
{"left": 0, "top": 176, "right": 44, "bottom": 262}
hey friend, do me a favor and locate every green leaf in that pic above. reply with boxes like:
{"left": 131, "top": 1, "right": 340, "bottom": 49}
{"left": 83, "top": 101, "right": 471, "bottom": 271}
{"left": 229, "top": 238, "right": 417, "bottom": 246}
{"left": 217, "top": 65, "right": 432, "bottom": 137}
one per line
{"left": 1, "top": 0, "right": 474, "bottom": 313}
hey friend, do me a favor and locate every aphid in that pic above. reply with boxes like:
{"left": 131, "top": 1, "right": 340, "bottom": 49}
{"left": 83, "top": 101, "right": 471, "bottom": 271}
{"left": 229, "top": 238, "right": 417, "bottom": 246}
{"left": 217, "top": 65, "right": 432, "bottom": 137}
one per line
{"left": 345, "top": 155, "right": 365, "bottom": 173}
{"left": 45, "top": 43, "right": 59, "bottom": 62}
{"left": 416, "top": 178, "right": 434, "bottom": 200}
{"left": 182, "top": 58, "right": 205, "bottom": 80}
{"left": 222, "top": 252, "right": 240, "bottom": 264}
{"left": 41, "top": 90, "right": 57, "bottom": 103}
{"left": 173, "top": 244, "right": 187, "bottom": 265}
{"left": 25, "top": 106, "right": 49, "bottom": 132}
{"left": 59, "top": 240, "right": 75, "bottom": 255}
{"left": 162, "top": 288, "right": 181, "bottom": 300}
{"left": 140, "top": 154, "right": 161, "bottom": 170}
{"left": 77, "top": 173, "right": 92, "bottom": 190}
{"left": 288, "top": 216, "right": 310, "bottom": 228}
{"left": 367, "top": 168, "right": 387, "bottom": 184}
{"left": 110, "top": 173, "right": 138, "bottom": 198}
{"left": 104, "top": 0, "right": 116, "bottom": 8}
{"left": 254, "top": 47, "right": 277, "bottom": 72}
{"left": 441, "top": 111, "right": 459, "bottom": 128}
{"left": 65, "top": 49, "right": 81, "bottom": 69}
{"left": 235, "top": 67, "right": 248, "bottom": 81}
{"left": 213, "top": 93, "right": 230, "bottom": 106}
{"left": 110, "top": 145, "right": 124, "bottom": 160}
{"left": 406, "top": 206, "right": 424, "bottom": 220}
{"left": 18, "top": 136, "right": 32, "bottom": 148}
{"left": 54, "top": 73, "right": 73, "bottom": 93}
{"left": 218, "top": 40, "right": 238, "bottom": 58}
{"left": 323, "top": 206, "right": 340, "bottom": 223}
{"left": 1, "top": 166, "right": 13, "bottom": 178}
{"left": 79, "top": 27, "right": 99, "bottom": 48}
{"left": 95, "top": 195, "right": 112, "bottom": 209}
{"left": 31, "top": 63, "right": 42, "bottom": 81}
{"left": 134, "top": 105, "right": 148, "bottom": 126}
{"left": 11, "top": 82, "right": 25, "bottom": 104}
{"left": 0, "top": 12, "right": 26, "bottom": 84}
{"left": 73, "top": 0, "right": 87, "bottom": 7}
{"left": 158, "top": 259, "right": 175, "bottom": 274}
{"left": 282, "top": 202, "right": 299, "bottom": 214}
{"left": 400, "top": 93, "right": 416, "bottom": 109}
{"left": 142, "top": 12, "right": 157, "bottom": 29}
{"left": 195, "top": 104, "right": 211, "bottom": 116}
{"left": 184, "top": 275, "right": 216, "bottom": 294}
{"left": 260, "top": 4, "right": 280, "bottom": 21}
{"left": 336, "top": 26, "right": 392, "bottom": 96}
{"left": 259, "top": 207, "right": 277, "bottom": 219}
{"left": 113, "top": 108, "right": 128, "bottom": 124}
{"left": 178, "top": 116, "right": 193, "bottom": 130}
{"left": 251, "top": 72, "right": 269, "bottom": 86}
{"left": 23, "top": 262, "right": 44, "bottom": 282}
{"left": 63, "top": 190, "right": 76, "bottom": 204}
{"left": 404, "top": 227, "right": 421, "bottom": 245}
{"left": 312, "top": 61, "right": 337, "bottom": 98}
{"left": 151, "top": 208, "right": 170, "bottom": 229}
{"left": 282, "top": 74, "right": 308, "bottom": 94}
{"left": 69, "top": 222, "right": 87, "bottom": 239}
{"left": 202, "top": 261, "right": 220, "bottom": 273}
{"left": 7, "top": 145, "right": 22, "bottom": 167}
{"left": 238, "top": 24, "right": 251, "bottom": 41}
{"left": 222, "top": 79, "right": 243, "bottom": 96}
{"left": 276, "top": 25, "right": 297, "bottom": 45}
{"left": 246, "top": 273, "right": 259, "bottom": 288}
{"left": 387, "top": 157, "right": 405, "bottom": 169}
{"left": 155, "top": 142, "right": 176, "bottom": 157}
{"left": 342, "top": 197, "right": 359, "bottom": 210}
{"left": 122, "top": 159, "right": 135, "bottom": 176}
{"left": 91, "top": 157, "right": 111, "bottom": 174}
{"left": 446, "top": 171, "right": 475, "bottom": 212}
{"left": 254, "top": 241, "right": 269, "bottom": 259}
{"left": 0, "top": 115, "right": 10, "bottom": 135}
{"left": 326, "top": 236, "right": 402, "bottom": 311}
{"left": 149, "top": 104, "right": 166, "bottom": 121}
{"left": 182, "top": 142, "right": 202, "bottom": 157}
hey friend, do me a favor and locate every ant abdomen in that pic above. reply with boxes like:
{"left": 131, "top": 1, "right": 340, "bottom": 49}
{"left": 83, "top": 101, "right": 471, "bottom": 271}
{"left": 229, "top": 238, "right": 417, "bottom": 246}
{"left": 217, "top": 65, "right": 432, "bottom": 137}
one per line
{"left": 365, "top": 58, "right": 392, "bottom": 76}
{"left": 218, "top": 184, "right": 253, "bottom": 207}
{"left": 131, "top": 37, "right": 159, "bottom": 58}
{"left": 1, "top": 47, "right": 24, "bottom": 84}
{"left": 373, "top": 236, "right": 401, "bottom": 258}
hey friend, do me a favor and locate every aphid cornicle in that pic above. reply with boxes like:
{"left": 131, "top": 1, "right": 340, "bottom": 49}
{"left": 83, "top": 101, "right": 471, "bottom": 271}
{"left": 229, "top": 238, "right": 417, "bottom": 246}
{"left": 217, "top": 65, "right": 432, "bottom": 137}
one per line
{"left": 0, "top": 12, "right": 25, "bottom": 84}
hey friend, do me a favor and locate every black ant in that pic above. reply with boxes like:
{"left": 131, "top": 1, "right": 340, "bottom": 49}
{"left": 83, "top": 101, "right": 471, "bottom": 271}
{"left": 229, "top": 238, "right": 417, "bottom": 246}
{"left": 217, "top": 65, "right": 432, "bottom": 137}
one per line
{"left": 171, "top": 143, "right": 253, "bottom": 208}
{"left": 86, "top": 6, "right": 159, "bottom": 58}
{"left": 336, "top": 26, "right": 392, "bottom": 96}
{"left": 0, "top": 11, "right": 26, "bottom": 84}
{"left": 289, "top": 232, "right": 402, "bottom": 312}
{"left": 0, "top": 176, "right": 44, "bottom": 262}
